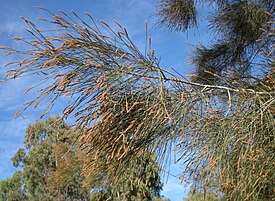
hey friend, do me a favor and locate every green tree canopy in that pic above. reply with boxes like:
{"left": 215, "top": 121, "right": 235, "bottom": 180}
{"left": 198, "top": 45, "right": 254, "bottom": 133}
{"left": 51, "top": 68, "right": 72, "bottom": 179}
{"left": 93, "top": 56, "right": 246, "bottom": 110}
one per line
{"left": 0, "top": 117, "right": 166, "bottom": 201}
{"left": 0, "top": 171, "right": 27, "bottom": 201}
{"left": 183, "top": 191, "right": 224, "bottom": 201}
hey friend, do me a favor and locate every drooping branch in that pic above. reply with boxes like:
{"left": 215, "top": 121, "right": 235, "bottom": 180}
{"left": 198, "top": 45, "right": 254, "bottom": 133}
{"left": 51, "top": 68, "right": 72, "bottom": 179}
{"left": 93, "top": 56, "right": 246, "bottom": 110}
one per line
{"left": 1, "top": 7, "right": 275, "bottom": 200}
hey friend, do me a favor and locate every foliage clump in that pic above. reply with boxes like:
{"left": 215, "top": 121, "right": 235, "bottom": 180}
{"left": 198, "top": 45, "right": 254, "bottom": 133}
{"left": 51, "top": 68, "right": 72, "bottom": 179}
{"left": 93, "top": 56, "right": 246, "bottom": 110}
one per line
{"left": 0, "top": 117, "right": 166, "bottom": 201}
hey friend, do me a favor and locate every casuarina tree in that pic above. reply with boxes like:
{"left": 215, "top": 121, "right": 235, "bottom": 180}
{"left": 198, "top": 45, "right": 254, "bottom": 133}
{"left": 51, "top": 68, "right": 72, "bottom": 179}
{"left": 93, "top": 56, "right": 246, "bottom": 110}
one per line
{"left": 1, "top": 1, "right": 274, "bottom": 200}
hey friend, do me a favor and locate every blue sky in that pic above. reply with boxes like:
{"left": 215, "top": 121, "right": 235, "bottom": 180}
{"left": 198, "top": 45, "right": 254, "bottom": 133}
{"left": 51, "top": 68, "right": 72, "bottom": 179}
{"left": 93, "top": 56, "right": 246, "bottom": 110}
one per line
{"left": 0, "top": 1, "right": 212, "bottom": 200}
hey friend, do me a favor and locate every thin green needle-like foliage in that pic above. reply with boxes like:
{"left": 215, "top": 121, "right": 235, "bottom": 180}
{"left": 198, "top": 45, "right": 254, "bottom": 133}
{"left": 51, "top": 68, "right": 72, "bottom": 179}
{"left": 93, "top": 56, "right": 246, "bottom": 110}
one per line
{"left": 1, "top": 2, "right": 275, "bottom": 200}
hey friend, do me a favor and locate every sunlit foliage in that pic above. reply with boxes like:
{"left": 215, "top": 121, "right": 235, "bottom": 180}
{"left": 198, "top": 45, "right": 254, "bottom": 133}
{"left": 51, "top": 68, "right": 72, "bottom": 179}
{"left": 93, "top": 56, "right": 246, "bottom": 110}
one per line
{"left": 0, "top": 117, "right": 165, "bottom": 201}
{"left": 1, "top": 1, "right": 274, "bottom": 200}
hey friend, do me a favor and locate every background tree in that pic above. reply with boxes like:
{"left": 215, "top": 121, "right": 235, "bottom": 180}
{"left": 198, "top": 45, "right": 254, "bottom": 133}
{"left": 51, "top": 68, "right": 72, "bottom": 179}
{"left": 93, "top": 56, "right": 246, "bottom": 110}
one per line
{"left": 183, "top": 191, "right": 224, "bottom": 201}
{"left": 1, "top": 1, "right": 274, "bottom": 200}
{"left": 0, "top": 117, "right": 166, "bottom": 201}
{"left": 0, "top": 171, "right": 27, "bottom": 201}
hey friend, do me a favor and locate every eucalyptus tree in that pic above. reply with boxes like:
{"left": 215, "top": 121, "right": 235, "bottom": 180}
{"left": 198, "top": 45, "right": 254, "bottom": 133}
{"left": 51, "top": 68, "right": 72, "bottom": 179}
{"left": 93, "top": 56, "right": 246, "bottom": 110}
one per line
{"left": 0, "top": 117, "right": 165, "bottom": 201}
{"left": 1, "top": 0, "right": 274, "bottom": 200}
{"left": 183, "top": 191, "right": 223, "bottom": 201}
{"left": 0, "top": 171, "right": 27, "bottom": 201}
{"left": 1, "top": 117, "right": 91, "bottom": 200}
